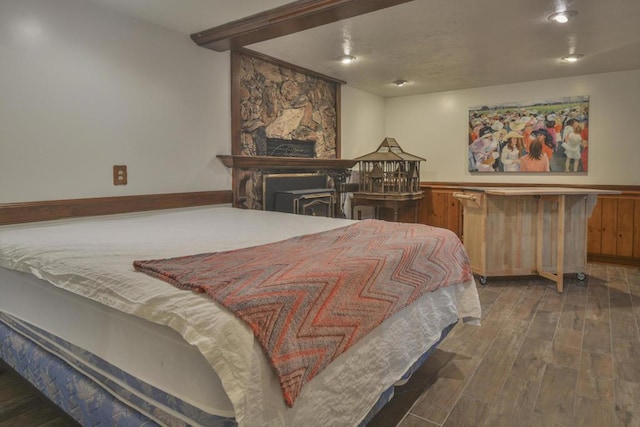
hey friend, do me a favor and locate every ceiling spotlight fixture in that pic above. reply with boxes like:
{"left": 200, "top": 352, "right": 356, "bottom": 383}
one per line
{"left": 548, "top": 10, "right": 578, "bottom": 23}
{"left": 338, "top": 55, "right": 356, "bottom": 64}
{"left": 562, "top": 53, "right": 584, "bottom": 62}
{"left": 393, "top": 79, "right": 408, "bottom": 87}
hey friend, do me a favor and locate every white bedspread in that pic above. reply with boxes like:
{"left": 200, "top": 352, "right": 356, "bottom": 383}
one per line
{"left": 0, "top": 206, "right": 481, "bottom": 426}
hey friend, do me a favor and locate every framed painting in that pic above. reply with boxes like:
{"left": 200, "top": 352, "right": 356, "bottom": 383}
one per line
{"left": 468, "top": 95, "right": 589, "bottom": 173}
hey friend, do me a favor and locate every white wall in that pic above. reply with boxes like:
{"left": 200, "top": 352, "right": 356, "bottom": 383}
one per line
{"left": 384, "top": 70, "right": 640, "bottom": 185}
{"left": 0, "top": 0, "right": 232, "bottom": 203}
{"left": 340, "top": 85, "right": 386, "bottom": 159}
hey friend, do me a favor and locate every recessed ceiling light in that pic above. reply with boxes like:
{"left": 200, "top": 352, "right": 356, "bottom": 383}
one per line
{"left": 393, "top": 79, "right": 408, "bottom": 87}
{"left": 338, "top": 55, "right": 356, "bottom": 64}
{"left": 562, "top": 53, "right": 584, "bottom": 62}
{"left": 548, "top": 10, "right": 578, "bottom": 23}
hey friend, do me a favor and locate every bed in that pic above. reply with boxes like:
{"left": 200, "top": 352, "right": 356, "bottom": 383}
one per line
{"left": 0, "top": 205, "right": 481, "bottom": 426}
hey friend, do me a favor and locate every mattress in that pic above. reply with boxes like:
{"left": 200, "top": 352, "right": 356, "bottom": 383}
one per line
{"left": 0, "top": 206, "right": 481, "bottom": 426}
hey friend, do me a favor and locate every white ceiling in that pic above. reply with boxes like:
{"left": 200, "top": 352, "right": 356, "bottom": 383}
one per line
{"left": 88, "top": 0, "right": 293, "bottom": 33}
{"left": 89, "top": 0, "right": 640, "bottom": 98}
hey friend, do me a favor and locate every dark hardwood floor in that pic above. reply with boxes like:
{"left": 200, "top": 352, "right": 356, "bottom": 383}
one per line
{"left": 1, "top": 263, "right": 639, "bottom": 426}
{"left": 0, "top": 363, "right": 78, "bottom": 426}
{"left": 369, "top": 262, "right": 640, "bottom": 426}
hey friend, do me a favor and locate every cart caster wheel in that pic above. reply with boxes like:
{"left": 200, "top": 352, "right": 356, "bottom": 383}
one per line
{"left": 479, "top": 276, "right": 488, "bottom": 285}
{"left": 577, "top": 272, "right": 586, "bottom": 281}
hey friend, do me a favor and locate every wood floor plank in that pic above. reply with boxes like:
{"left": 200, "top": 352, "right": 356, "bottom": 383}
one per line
{"left": 612, "top": 340, "right": 640, "bottom": 383}
{"left": 510, "top": 337, "right": 553, "bottom": 383}
{"left": 587, "top": 281, "right": 609, "bottom": 299}
{"left": 550, "top": 340, "right": 581, "bottom": 369}
{"left": 439, "top": 320, "right": 502, "bottom": 358}
{"left": 367, "top": 349, "right": 454, "bottom": 427}
{"left": 611, "top": 308, "right": 640, "bottom": 343}
{"left": 527, "top": 310, "right": 560, "bottom": 341}
{"left": 606, "top": 265, "right": 628, "bottom": 283}
{"left": 442, "top": 394, "right": 490, "bottom": 427}
{"left": 0, "top": 394, "right": 44, "bottom": 422}
{"left": 510, "top": 296, "right": 542, "bottom": 323}
{"left": 533, "top": 363, "right": 579, "bottom": 426}
{"left": 576, "top": 349, "right": 614, "bottom": 402}
{"left": 563, "top": 282, "right": 589, "bottom": 307}
{"left": 554, "top": 327, "right": 583, "bottom": 349}
{"left": 573, "top": 395, "right": 616, "bottom": 427}
{"left": 0, "top": 403, "right": 70, "bottom": 427}
{"left": 537, "top": 289, "right": 565, "bottom": 313}
{"left": 585, "top": 294, "right": 611, "bottom": 320}
{"left": 398, "top": 414, "right": 440, "bottom": 427}
{"left": 614, "top": 378, "right": 640, "bottom": 423}
{"left": 482, "top": 375, "right": 541, "bottom": 427}
{"left": 409, "top": 353, "right": 482, "bottom": 424}
{"left": 558, "top": 303, "right": 586, "bottom": 331}
{"left": 478, "top": 289, "right": 503, "bottom": 317}
{"left": 0, "top": 367, "right": 78, "bottom": 427}
{"left": 462, "top": 328, "right": 526, "bottom": 403}
{"left": 582, "top": 317, "right": 613, "bottom": 354}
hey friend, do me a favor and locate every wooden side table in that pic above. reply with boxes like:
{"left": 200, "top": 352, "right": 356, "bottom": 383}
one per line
{"left": 351, "top": 192, "right": 423, "bottom": 223}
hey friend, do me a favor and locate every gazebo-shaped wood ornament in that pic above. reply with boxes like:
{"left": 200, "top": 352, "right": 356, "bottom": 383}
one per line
{"left": 352, "top": 137, "right": 425, "bottom": 222}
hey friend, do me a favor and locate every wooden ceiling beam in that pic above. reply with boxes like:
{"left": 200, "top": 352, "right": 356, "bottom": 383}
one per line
{"left": 191, "top": 0, "right": 414, "bottom": 51}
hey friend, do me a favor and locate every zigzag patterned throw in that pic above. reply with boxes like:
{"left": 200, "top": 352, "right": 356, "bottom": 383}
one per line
{"left": 134, "top": 220, "right": 472, "bottom": 407}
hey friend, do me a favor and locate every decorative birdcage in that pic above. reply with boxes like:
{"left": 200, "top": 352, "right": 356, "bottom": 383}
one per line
{"left": 354, "top": 137, "right": 425, "bottom": 197}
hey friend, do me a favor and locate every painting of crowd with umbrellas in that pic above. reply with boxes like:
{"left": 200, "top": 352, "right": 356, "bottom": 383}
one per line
{"left": 468, "top": 96, "right": 589, "bottom": 173}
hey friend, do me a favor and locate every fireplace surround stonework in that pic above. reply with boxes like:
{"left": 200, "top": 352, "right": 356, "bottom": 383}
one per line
{"left": 227, "top": 49, "right": 350, "bottom": 211}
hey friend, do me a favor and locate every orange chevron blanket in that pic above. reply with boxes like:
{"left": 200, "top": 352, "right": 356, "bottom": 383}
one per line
{"left": 134, "top": 220, "right": 472, "bottom": 407}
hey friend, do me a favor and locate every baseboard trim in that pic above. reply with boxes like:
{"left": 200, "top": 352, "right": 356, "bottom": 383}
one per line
{"left": 588, "top": 254, "right": 640, "bottom": 268}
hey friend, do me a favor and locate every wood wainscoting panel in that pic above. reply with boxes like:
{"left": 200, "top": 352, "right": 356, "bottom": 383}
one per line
{"left": 0, "top": 191, "right": 233, "bottom": 225}
{"left": 421, "top": 187, "right": 463, "bottom": 239}
{"left": 587, "top": 193, "right": 640, "bottom": 265}
{"left": 617, "top": 198, "right": 635, "bottom": 257}
{"left": 599, "top": 198, "right": 619, "bottom": 256}
{"left": 635, "top": 199, "right": 640, "bottom": 258}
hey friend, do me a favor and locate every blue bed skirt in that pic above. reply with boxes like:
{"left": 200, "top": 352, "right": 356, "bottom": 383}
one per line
{"left": 0, "top": 311, "right": 456, "bottom": 427}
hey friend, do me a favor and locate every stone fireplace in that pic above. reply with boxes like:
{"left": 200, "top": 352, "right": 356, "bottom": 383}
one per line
{"left": 225, "top": 49, "right": 351, "bottom": 212}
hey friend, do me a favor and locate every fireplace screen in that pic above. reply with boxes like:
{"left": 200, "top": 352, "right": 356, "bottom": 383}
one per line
{"left": 274, "top": 188, "right": 335, "bottom": 217}
{"left": 262, "top": 173, "right": 335, "bottom": 216}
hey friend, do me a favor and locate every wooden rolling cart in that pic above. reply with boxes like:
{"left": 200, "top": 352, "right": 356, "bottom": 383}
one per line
{"left": 454, "top": 187, "right": 619, "bottom": 292}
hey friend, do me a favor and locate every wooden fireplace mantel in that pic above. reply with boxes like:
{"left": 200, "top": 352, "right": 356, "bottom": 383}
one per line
{"left": 217, "top": 155, "right": 358, "bottom": 170}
